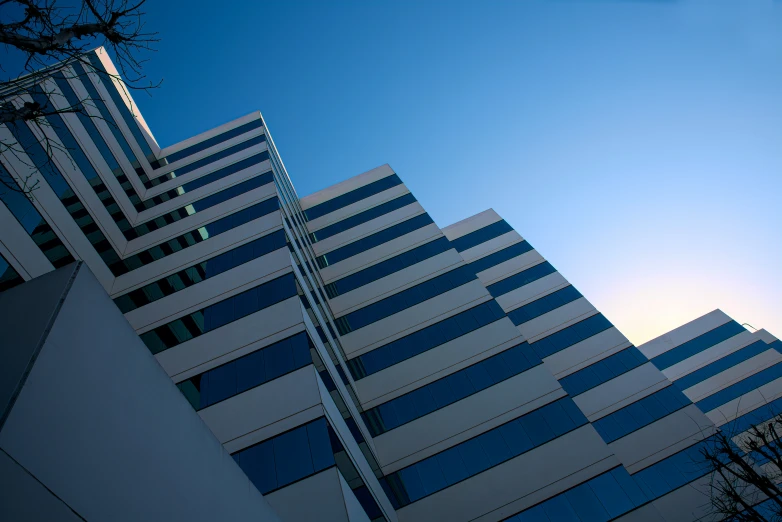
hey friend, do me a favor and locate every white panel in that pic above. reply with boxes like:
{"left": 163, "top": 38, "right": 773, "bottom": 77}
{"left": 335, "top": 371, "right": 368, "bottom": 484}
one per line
{"left": 319, "top": 223, "right": 442, "bottom": 282}
{"left": 0, "top": 204, "right": 51, "bottom": 279}
{"left": 126, "top": 247, "right": 290, "bottom": 330}
{"left": 110, "top": 211, "right": 282, "bottom": 294}
{"left": 545, "top": 327, "right": 632, "bottom": 378}
{"left": 160, "top": 111, "right": 262, "bottom": 157}
{"left": 497, "top": 271, "right": 570, "bottom": 313}
{"left": 146, "top": 142, "right": 269, "bottom": 198}
{"left": 707, "top": 376, "right": 782, "bottom": 425}
{"left": 265, "top": 468, "right": 349, "bottom": 522}
{"left": 360, "top": 324, "right": 526, "bottom": 409}
{"left": 461, "top": 231, "right": 523, "bottom": 265}
{"left": 574, "top": 363, "right": 670, "bottom": 420}
{"left": 396, "top": 427, "right": 616, "bottom": 522}
{"left": 136, "top": 163, "right": 273, "bottom": 223}
{"left": 374, "top": 366, "right": 563, "bottom": 472}
{"left": 313, "top": 202, "right": 424, "bottom": 256}
{"left": 478, "top": 248, "right": 542, "bottom": 288}
{"left": 518, "top": 298, "right": 598, "bottom": 342}
{"left": 155, "top": 128, "right": 265, "bottom": 177}
{"left": 683, "top": 350, "right": 782, "bottom": 403}
{"left": 199, "top": 366, "right": 322, "bottom": 445}
{"left": 648, "top": 474, "right": 714, "bottom": 522}
{"left": 307, "top": 183, "right": 410, "bottom": 233}
{"left": 609, "top": 405, "right": 715, "bottom": 473}
{"left": 340, "top": 280, "right": 490, "bottom": 357}
{"left": 356, "top": 320, "right": 523, "bottom": 406}
{"left": 663, "top": 330, "right": 758, "bottom": 381}
{"left": 328, "top": 248, "right": 462, "bottom": 316}
{"left": 442, "top": 208, "right": 502, "bottom": 240}
{"left": 155, "top": 296, "right": 305, "bottom": 378}
{"left": 300, "top": 164, "right": 395, "bottom": 210}
{"left": 756, "top": 329, "right": 780, "bottom": 344}
{"left": 638, "top": 310, "right": 731, "bottom": 359}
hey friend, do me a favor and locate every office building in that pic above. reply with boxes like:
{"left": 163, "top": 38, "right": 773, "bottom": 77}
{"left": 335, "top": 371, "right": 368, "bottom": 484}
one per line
{"left": 0, "top": 48, "right": 778, "bottom": 521}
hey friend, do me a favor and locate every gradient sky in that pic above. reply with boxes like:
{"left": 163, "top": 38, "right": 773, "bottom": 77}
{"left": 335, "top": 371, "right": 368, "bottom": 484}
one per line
{"left": 121, "top": 1, "right": 781, "bottom": 344}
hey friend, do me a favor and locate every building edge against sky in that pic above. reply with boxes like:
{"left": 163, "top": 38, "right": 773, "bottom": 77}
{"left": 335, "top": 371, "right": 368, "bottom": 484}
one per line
{"left": 0, "top": 47, "right": 780, "bottom": 521}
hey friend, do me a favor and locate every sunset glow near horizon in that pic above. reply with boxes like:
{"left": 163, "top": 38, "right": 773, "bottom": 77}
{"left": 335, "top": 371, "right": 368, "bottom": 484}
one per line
{"left": 122, "top": 1, "right": 782, "bottom": 345}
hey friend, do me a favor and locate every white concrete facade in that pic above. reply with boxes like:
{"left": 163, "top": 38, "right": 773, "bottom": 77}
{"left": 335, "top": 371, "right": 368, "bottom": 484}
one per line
{"left": 1, "top": 49, "right": 780, "bottom": 522}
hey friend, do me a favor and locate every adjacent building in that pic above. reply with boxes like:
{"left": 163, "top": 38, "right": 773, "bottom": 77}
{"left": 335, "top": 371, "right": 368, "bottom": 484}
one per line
{"left": 0, "top": 48, "right": 778, "bottom": 521}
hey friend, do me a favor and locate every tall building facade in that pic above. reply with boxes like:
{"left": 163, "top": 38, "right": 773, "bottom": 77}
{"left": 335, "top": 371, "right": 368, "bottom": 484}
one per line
{"left": 0, "top": 49, "right": 779, "bottom": 521}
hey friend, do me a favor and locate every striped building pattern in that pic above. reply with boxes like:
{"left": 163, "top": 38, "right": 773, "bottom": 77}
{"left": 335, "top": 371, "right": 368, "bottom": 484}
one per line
{"left": 0, "top": 48, "right": 779, "bottom": 521}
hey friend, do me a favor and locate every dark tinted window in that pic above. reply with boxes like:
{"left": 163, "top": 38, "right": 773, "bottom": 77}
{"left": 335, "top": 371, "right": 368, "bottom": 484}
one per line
{"left": 362, "top": 343, "right": 540, "bottom": 436}
{"left": 651, "top": 321, "right": 747, "bottom": 370}
{"left": 487, "top": 261, "right": 557, "bottom": 297}
{"left": 304, "top": 174, "right": 403, "bottom": 221}
{"left": 347, "top": 300, "right": 506, "bottom": 380}
{"left": 310, "top": 193, "right": 417, "bottom": 242}
{"left": 559, "top": 347, "right": 647, "bottom": 397}
{"left": 140, "top": 272, "right": 297, "bottom": 354}
{"left": 316, "top": 213, "right": 434, "bottom": 268}
{"left": 507, "top": 285, "right": 583, "bottom": 325}
{"left": 335, "top": 265, "right": 476, "bottom": 334}
{"left": 324, "top": 237, "right": 451, "bottom": 298}
{"left": 450, "top": 220, "right": 513, "bottom": 252}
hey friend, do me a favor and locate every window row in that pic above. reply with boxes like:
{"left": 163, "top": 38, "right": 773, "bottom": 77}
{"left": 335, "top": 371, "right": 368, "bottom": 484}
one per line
{"left": 559, "top": 346, "right": 648, "bottom": 397}
{"left": 87, "top": 53, "right": 154, "bottom": 159}
{"left": 674, "top": 340, "right": 769, "bottom": 391}
{"left": 55, "top": 69, "right": 146, "bottom": 204}
{"left": 631, "top": 437, "right": 717, "bottom": 501}
{"left": 303, "top": 174, "right": 403, "bottom": 221}
{"left": 506, "top": 467, "right": 649, "bottom": 522}
{"left": 324, "top": 237, "right": 452, "bottom": 299}
{"left": 155, "top": 118, "right": 265, "bottom": 168}
{"left": 232, "top": 417, "right": 384, "bottom": 520}
{"left": 335, "top": 264, "right": 476, "bottom": 335}
{"left": 142, "top": 135, "right": 267, "bottom": 189}
{"left": 592, "top": 385, "right": 691, "bottom": 443}
{"left": 232, "top": 417, "right": 336, "bottom": 495}
{"left": 651, "top": 320, "right": 746, "bottom": 370}
{"left": 450, "top": 220, "right": 513, "bottom": 252}
{"left": 32, "top": 85, "right": 139, "bottom": 241}
{"left": 0, "top": 254, "right": 24, "bottom": 293}
{"left": 487, "top": 261, "right": 557, "bottom": 298}
{"left": 114, "top": 229, "right": 286, "bottom": 313}
{"left": 169, "top": 150, "right": 271, "bottom": 196}
{"left": 6, "top": 117, "right": 126, "bottom": 275}
{"left": 721, "top": 395, "right": 782, "bottom": 436}
{"left": 111, "top": 197, "right": 279, "bottom": 276}
{"left": 468, "top": 240, "right": 534, "bottom": 275}
{"left": 125, "top": 171, "right": 273, "bottom": 240}
{"left": 346, "top": 300, "right": 506, "bottom": 380}
{"left": 380, "top": 397, "right": 588, "bottom": 508}
{"left": 508, "top": 436, "right": 722, "bottom": 522}
{"left": 695, "top": 361, "right": 782, "bottom": 413}
{"left": 530, "top": 313, "right": 614, "bottom": 360}
{"left": 362, "top": 342, "right": 540, "bottom": 436}
{"left": 140, "top": 272, "right": 297, "bottom": 354}
{"left": 507, "top": 285, "right": 583, "bottom": 326}
{"left": 177, "top": 331, "right": 313, "bottom": 410}
{"left": 316, "top": 213, "right": 434, "bottom": 269}
{"left": 62, "top": 66, "right": 189, "bottom": 214}
{"left": 309, "top": 193, "right": 417, "bottom": 243}
{"left": 0, "top": 164, "right": 75, "bottom": 269}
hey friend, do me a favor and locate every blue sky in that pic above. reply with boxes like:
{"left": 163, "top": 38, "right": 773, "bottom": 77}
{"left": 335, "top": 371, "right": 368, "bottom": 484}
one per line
{"left": 35, "top": 1, "right": 782, "bottom": 343}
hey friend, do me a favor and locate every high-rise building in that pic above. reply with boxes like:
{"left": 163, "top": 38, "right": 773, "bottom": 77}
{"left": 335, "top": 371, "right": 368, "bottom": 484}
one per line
{"left": 1, "top": 48, "right": 779, "bottom": 522}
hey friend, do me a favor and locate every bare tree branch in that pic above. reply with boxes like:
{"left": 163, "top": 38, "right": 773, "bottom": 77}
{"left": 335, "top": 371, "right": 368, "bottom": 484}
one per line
{"left": 0, "top": 0, "right": 159, "bottom": 200}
